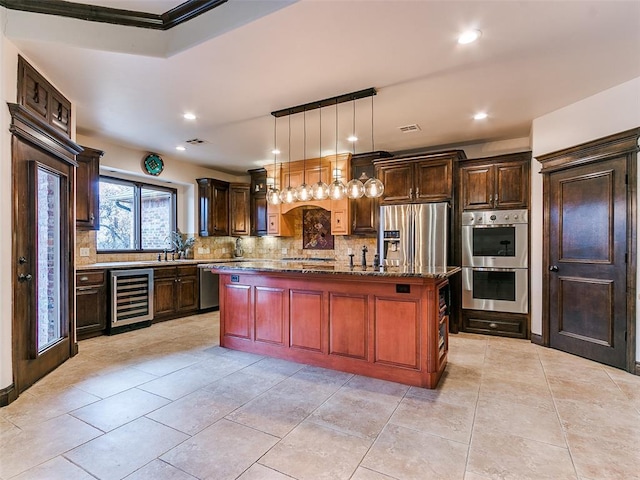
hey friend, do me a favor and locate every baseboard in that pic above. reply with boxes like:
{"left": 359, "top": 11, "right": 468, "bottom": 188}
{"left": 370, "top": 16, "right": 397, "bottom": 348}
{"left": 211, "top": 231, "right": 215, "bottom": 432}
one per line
{"left": 530, "top": 333, "right": 543, "bottom": 346}
{"left": 0, "top": 383, "right": 17, "bottom": 407}
{"left": 635, "top": 362, "right": 640, "bottom": 376}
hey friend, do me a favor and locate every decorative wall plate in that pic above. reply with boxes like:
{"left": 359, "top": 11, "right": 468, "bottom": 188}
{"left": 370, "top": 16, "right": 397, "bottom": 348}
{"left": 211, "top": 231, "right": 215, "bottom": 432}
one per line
{"left": 142, "top": 153, "right": 164, "bottom": 176}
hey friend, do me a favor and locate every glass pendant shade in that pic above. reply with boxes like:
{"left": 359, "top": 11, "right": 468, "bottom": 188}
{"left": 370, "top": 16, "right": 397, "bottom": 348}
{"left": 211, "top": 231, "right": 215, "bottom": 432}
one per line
{"left": 364, "top": 177, "right": 384, "bottom": 198}
{"left": 296, "top": 183, "right": 313, "bottom": 202}
{"left": 312, "top": 180, "right": 330, "bottom": 200}
{"left": 267, "top": 188, "right": 281, "bottom": 205}
{"left": 280, "top": 186, "right": 297, "bottom": 204}
{"left": 346, "top": 177, "right": 365, "bottom": 199}
{"left": 329, "top": 179, "right": 346, "bottom": 200}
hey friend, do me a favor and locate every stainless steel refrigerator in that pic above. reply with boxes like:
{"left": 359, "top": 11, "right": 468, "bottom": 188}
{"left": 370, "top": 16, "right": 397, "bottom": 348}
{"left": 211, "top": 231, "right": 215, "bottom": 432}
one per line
{"left": 379, "top": 202, "right": 449, "bottom": 268}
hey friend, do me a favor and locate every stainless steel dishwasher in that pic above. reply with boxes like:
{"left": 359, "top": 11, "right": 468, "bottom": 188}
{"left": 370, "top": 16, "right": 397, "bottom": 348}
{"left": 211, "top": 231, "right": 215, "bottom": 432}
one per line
{"left": 199, "top": 267, "right": 219, "bottom": 310}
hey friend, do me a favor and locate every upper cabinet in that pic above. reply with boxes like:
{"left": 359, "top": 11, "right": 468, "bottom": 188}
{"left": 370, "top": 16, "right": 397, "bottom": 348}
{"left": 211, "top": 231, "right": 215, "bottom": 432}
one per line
{"left": 197, "top": 178, "right": 229, "bottom": 236}
{"left": 229, "top": 183, "right": 251, "bottom": 237}
{"left": 375, "top": 151, "right": 466, "bottom": 204}
{"left": 350, "top": 151, "right": 391, "bottom": 235}
{"left": 249, "top": 168, "right": 268, "bottom": 237}
{"left": 18, "top": 56, "right": 72, "bottom": 138}
{"left": 76, "top": 145, "right": 104, "bottom": 230}
{"left": 459, "top": 152, "right": 531, "bottom": 210}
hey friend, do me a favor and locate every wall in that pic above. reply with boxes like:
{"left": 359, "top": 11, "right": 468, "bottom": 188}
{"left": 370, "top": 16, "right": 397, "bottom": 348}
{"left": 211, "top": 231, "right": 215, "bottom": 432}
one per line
{"left": 530, "top": 77, "right": 640, "bottom": 361}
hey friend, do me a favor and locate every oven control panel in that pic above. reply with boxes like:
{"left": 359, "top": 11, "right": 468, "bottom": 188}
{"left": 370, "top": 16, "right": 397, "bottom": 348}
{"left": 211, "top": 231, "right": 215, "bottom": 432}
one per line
{"left": 462, "top": 209, "right": 528, "bottom": 226}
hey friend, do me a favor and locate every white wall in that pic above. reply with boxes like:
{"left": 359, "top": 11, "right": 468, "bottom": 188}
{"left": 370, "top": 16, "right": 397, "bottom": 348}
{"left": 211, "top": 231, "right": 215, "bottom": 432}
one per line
{"left": 76, "top": 134, "right": 250, "bottom": 235}
{"left": 531, "top": 77, "right": 640, "bottom": 362}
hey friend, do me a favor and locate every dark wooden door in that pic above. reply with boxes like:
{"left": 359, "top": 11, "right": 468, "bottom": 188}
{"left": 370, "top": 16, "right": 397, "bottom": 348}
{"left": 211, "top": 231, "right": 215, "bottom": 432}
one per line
{"left": 13, "top": 136, "right": 75, "bottom": 393}
{"left": 548, "top": 156, "right": 627, "bottom": 368}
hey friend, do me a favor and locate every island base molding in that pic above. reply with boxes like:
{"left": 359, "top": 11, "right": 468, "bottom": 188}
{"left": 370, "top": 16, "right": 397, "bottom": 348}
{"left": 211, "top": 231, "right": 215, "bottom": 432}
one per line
{"left": 219, "top": 271, "right": 449, "bottom": 388}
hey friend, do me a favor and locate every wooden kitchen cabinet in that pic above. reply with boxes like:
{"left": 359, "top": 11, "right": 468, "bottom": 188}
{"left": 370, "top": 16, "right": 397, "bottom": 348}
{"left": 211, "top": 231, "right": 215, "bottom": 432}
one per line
{"left": 460, "top": 152, "right": 530, "bottom": 210}
{"left": 76, "top": 270, "right": 107, "bottom": 339}
{"left": 230, "top": 183, "right": 251, "bottom": 236}
{"left": 350, "top": 152, "right": 391, "bottom": 235}
{"left": 153, "top": 265, "right": 199, "bottom": 321}
{"left": 375, "top": 151, "right": 465, "bottom": 204}
{"left": 76, "top": 145, "right": 104, "bottom": 230}
{"left": 249, "top": 168, "right": 268, "bottom": 236}
{"left": 197, "top": 178, "right": 229, "bottom": 236}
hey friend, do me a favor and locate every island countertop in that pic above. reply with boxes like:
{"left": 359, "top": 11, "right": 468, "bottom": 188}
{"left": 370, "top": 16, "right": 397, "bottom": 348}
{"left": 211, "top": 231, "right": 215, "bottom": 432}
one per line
{"left": 200, "top": 260, "right": 460, "bottom": 279}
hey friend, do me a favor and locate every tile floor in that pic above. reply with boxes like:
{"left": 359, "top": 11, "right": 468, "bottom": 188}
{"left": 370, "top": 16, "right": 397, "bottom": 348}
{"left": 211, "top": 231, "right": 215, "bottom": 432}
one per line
{"left": 1, "top": 311, "right": 639, "bottom": 480}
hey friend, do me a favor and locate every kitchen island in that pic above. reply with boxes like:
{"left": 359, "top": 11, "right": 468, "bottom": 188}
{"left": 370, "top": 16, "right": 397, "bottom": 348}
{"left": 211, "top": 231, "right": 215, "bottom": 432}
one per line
{"left": 202, "top": 261, "right": 460, "bottom": 388}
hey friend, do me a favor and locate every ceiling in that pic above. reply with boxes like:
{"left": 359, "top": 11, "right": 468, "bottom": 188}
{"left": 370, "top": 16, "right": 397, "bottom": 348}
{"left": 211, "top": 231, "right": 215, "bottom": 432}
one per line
{"left": 4, "top": 1, "right": 640, "bottom": 176}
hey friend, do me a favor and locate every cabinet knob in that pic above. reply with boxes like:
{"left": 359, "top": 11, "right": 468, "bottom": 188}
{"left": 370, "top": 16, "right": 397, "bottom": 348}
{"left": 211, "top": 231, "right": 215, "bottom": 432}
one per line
{"left": 336, "top": 218, "right": 340, "bottom": 224}
{"left": 79, "top": 276, "right": 89, "bottom": 282}
{"left": 488, "top": 322, "right": 497, "bottom": 329}
{"left": 494, "top": 194, "right": 498, "bottom": 204}
{"left": 89, "top": 213, "right": 95, "bottom": 221}
{"left": 18, "top": 273, "right": 33, "bottom": 282}
{"left": 409, "top": 188, "right": 413, "bottom": 200}
{"left": 415, "top": 187, "right": 419, "bottom": 198}
{"left": 549, "top": 265, "right": 559, "bottom": 272}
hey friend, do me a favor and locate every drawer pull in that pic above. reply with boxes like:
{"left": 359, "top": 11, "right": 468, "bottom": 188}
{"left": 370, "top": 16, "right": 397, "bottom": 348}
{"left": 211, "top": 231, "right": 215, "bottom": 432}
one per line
{"left": 489, "top": 322, "right": 497, "bottom": 329}
{"left": 79, "top": 276, "right": 89, "bottom": 281}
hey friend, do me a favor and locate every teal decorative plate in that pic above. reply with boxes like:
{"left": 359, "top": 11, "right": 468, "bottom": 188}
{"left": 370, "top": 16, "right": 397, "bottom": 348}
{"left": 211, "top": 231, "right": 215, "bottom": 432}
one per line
{"left": 142, "top": 153, "right": 164, "bottom": 176}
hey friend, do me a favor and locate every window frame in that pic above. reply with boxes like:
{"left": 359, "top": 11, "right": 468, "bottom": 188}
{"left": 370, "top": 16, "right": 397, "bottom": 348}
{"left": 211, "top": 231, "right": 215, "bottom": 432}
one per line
{"left": 97, "top": 175, "right": 178, "bottom": 254}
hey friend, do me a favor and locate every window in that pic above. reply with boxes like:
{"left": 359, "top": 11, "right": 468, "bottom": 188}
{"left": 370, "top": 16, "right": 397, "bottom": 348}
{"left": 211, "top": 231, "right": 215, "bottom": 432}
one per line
{"left": 97, "top": 176, "right": 177, "bottom": 252}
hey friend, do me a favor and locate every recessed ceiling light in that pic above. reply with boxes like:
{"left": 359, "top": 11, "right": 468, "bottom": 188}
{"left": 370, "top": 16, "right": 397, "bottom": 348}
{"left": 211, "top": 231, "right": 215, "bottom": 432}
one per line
{"left": 347, "top": 135, "right": 358, "bottom": 142}
{"left": 458, "top": 29, "right": 482, "bottom": 45}
{"left": 473, "top": 112, "right": 488, "bottom": 120}
{"left": 176, "top": 145, "right": 186, "bottom": 151}
{"left": 183, "top": 113, "right": 196, "bottom": 120}
{"left": 272, "top": 149, "right": 280, "bottom": 155}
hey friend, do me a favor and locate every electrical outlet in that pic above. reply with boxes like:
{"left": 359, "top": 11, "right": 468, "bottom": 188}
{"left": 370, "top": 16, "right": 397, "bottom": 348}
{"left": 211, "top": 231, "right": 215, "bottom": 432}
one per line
{"left": 281, "top": 248, "right": 288, "bottom": 254}
{"left": 197, "top": 247, "right": 204, "bottom": 254}
{"left": 79, "top": 247, "right": 90, "bottom": 257}
{"left": 222, "top": 247, "right": 228, "bottom": 254}
{"left": 204, "top": 247, "right": 210, "bottom": 254}
{"left": 347, "top": 248, "right": 353, "bottom": 255}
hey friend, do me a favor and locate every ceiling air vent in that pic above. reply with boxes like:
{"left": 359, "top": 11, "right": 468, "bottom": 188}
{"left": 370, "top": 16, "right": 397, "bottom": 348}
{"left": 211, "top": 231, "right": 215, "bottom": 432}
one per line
{"left": 398, "top": 124, "right": 422, "bottom": 133}
{"left": 185, "top": 138, "right": 208, "bottom": 145}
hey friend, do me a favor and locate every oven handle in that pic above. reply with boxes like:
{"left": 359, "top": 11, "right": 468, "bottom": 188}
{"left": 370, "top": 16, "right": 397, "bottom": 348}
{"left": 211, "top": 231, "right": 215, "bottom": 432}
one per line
{"left": 463, "top": 223, "right": 521, "bottom": 228}
{"left": 467, "top": 266, "right": 526, "bottom": 272}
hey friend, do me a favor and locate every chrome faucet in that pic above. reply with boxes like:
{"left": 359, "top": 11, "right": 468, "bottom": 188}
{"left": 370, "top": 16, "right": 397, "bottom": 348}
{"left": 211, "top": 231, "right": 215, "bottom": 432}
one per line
{"left": 361, "top": 245, "right": 368, "bottom": 267}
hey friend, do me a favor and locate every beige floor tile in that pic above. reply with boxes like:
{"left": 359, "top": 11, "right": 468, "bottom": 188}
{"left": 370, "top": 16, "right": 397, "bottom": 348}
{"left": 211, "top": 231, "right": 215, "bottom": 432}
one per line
{"left": 124, "top": 459, "right": 198, "bottom": 479}
{"left": 340, "top": 375, "right": 409, "bottom": 405}
{"left": 479, "top": 375, "right": 555, "bottom": 410}
{"left": 0, "top": 416, "right": 20, "bottom": 440}
{"left": 160, "top": 419, "right": 278, "bottom": 480}
{"left": 407, "top": 375, "right": 480, "bottom": 407}
{"left": 350, "top": 467, "right": 397, "bottom": 480}
{"left": 361, "top": 423, "right": 468, "bottom": 480}
{"left": 260, "top": 421, "right": 370, "bottom": 480}
{"left": 239, "top": 356, "right": 305, "bottom": 382}
{"left": 0, "top": 414, "right": 101, "bottom": 479}
{"left": 204, "top": 369, "right": 285, "bottom": 402}
{"left": 467, "top": 430, "right": 577, "bottom": 480}
{"left": 473, "top": 397, "right": 566, "bottom": 447}
{"left": 390, "top": 395, "right": 475, "bottom": 444}
{"left": 464, "top": 472, "right": 492, "bottom": 480}
{"left": 554, "top": 397, "right": 640, "bottom": 440}
{"left": 565, "top": 431, "right": 640, "bottom": 480}
{"left": 131, "top": 352, "right": 203, "bottom": 376}
{"left": 10, "top": 456, "right": 96, "bottom": 480}
{"left": 74, "top": 366, "right": 158, "bottom": 399}
{"left": 547, "top": 375, "right": 629, "bottom": 406}
{"left": 65, "top": 417, "right": 189, "bottom": 480}
{"left": 71, "top": 387, "right": 170, "bottom": 432}
{"left": 0, "top": 387, "right": 101, "bottom": 428}
{"left": 237, "top": 463, "right": 297, "bottom": 480}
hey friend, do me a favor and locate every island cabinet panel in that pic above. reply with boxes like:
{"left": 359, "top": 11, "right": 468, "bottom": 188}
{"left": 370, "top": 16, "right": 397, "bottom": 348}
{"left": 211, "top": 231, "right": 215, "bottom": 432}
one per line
{"left": 374, "top": 297, "right": 420, "bottom": 369}
{"left": 290, "top": 290, "right": 323, "bottom": 352}
{"left": 255, "top": 286, "right": 286, "bottom": 345}
{"left": 217, "top": 269, "right": 451, "bottom": 388}
{"left": 224, "top": 284, "right": 252, "bottom": 339}
{"left": 329, "top": 293, "right": 368, "bottom": 360}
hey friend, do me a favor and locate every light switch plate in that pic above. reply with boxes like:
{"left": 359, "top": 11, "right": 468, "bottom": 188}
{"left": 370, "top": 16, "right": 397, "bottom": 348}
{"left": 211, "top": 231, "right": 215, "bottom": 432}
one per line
{"left": 197, "top": 247, "right": 204, "bottom": 254}
{"left": 79, "top": 247, "right": 90, "bottom": 257}
{"left": 281, "top": 248, "right": 287, "bottom": 254}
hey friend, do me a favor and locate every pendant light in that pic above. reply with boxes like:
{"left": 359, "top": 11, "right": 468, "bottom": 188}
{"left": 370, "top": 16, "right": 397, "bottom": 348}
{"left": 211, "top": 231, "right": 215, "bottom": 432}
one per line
{"left": 296, "top": 109, "right": 313, "bottom": 202}
{"left": 280, "top": 113, "right": 297, "bottom": 204}
{"left": 329, "top": 101, "right": 346, "bottom": 200}
{"left": 267, "top": 116, "right": 281, "bottom": 205}
{"left": 363, "top": 94, "right": 385, "bottom": 198}
{"left": 312, "top": 106, "right": 329, "bottom": 200}
{"left": 346, "top": 97, "right": 365, "bottom": 199}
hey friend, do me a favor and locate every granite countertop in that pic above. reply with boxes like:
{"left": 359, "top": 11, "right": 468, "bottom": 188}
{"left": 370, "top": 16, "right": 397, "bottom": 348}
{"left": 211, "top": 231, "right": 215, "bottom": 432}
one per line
{"left": 76, "top": 258, "right": 243, "bottom": 271}
{"left": 199, "top": 260, "right": 461, "bottom": 279}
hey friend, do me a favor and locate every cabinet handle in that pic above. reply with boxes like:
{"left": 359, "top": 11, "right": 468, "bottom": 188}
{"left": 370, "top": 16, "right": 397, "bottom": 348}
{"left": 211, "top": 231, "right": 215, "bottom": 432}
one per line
{"left": 489, "top": 322, "right": 497, "bottom": 329}
{"left": 494, "top": 194, "right": 498, "bottom": 205}
{"left": 79, "top": 276, "right": 89, "bottom": 281}
{"left": 89, "top": 213, "right": 95, "bottom": 222}
{"left": 489, "top": 194, "right": 493, "bottom": 203}
{"left": 409, "top": 188, "right": 413, "bottom": 200}
{"left": 415, "top": 187, "right": 419, "bottom": 198}
{"left": 336, "top": 218, "right": 341, "bottom": 224}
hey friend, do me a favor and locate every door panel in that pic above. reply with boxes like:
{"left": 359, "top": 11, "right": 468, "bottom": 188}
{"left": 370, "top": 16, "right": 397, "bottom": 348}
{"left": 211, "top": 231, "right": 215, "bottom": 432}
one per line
{"left": 14, "top": 138, "right": 74, "bottom": 393}
{"left": 548, "top": 157, "right": 627, "bottom": 367}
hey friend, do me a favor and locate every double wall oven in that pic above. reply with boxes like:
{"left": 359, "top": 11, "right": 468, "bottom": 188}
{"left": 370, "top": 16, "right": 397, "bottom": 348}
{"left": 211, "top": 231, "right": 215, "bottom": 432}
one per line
{"left": 461, "top": 209, "right": 528, "bottom": 314}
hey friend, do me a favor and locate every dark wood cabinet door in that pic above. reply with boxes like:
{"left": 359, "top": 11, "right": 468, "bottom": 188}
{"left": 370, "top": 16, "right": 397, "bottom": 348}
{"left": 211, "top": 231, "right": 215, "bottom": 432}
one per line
{"left": 50, "top": 91, "right": 71, "bottom": 137}
{"left": 350, "top": 155, "right": 381, "bottom": 235}
{"left": 461, "top": 165, "right": 494, "bottom": 210}
{"left": 212, "top": 182, "right": 229, "bottom": 236}
{"left": 176, "top": 274, "right": 199, "bottom": 313}
{"left": 251, "top": 195, "right": 268, "bottom": 236}
{"left": 378, "top": 164, "right": 413, "bottom": 204}
{"left": 76, "top": 270, "right": 107, "bottom": 339}
{"left": 197, "top": 178, "right": 230, "bottom": 236}
{"left": 495, "top": 161, "right": 529, "bottom": 209}
{"left": 230, "top": 183, "right": 250, "bottom": 236}
{"left": 76, "top": 146, "right": 103, "bottom": 230}
{"left": 415, "top": 159, "right": 453, "bottom": 202}
{"left": 154, "top": 277, "right": 177, "bottom": 318}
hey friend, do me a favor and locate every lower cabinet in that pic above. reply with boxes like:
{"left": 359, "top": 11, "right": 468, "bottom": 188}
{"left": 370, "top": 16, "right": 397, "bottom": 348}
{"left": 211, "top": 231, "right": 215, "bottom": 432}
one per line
{"left": 76, "top": 270, "right": 107, "bottom": 340}
{"left": 153, "top": 266, "right": 199, "bottom": 321}
{"left": 461, "top": 309, "right": 528, "bottom": 339}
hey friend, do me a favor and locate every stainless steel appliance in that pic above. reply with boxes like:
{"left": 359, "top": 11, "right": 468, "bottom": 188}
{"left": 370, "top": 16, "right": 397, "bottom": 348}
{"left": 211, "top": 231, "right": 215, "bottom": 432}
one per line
{"left": 461, "top": 209, "right": 528, "bottom": 268}
{"left": 199, "top": 267, "right": 219, "bottom": 310}
{"left": 110, "top": 269, "right": 154, "bottom": 333}
{"left": 379, "top": 202, "right": 449, "bottom": 268}
{"left": 461, "top": 208, "right": 528, "bottom": 314}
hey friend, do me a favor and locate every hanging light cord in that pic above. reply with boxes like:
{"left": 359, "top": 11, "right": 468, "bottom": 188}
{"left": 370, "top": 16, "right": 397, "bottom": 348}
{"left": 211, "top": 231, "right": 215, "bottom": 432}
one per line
{"left": 288, "top": 113, "right": 291, "bottom": 188}
{"left": 273, "top": 116, "right": 277, "bottom": 189}
{"left": 371, "top": 94, "right": 375, "bottom": 152}
{"left": 335, "top": 101, "right": 338, "bottom": 180}
{"left": 319, "top": 107, "right": 323, "bottom": 183}
{"left": 303, "top": 110, "right": 306, "bottom": 184}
